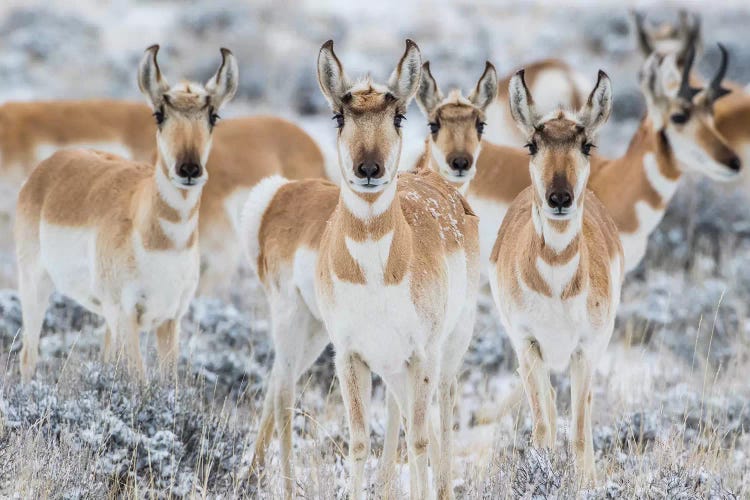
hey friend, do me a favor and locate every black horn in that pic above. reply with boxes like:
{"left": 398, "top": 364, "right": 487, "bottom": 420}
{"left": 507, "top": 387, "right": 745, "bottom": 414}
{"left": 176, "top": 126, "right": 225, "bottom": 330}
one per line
{"left": 677, "top": 45, "right": 701, "bottom": 102}
{"left": 632, "top": 10, "right": 653, "bottom": 56}
{"left": 676, "top": 11, "right": 701, "bottom": 68}
{"left": 708, "top": 43, "right": 732, "bottom": 102}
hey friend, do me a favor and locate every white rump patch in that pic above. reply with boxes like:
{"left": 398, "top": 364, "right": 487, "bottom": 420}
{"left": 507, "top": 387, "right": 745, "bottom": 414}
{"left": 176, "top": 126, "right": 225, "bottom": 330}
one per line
{"left": 239, "top": 175, "right": 290, "bottom": 271}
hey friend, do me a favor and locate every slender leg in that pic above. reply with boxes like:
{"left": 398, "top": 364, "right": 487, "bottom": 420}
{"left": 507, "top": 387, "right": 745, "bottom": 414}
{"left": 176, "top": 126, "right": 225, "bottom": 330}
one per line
{"left": 336, "top": 351, "right": 372, "bottom": 500}
{"left": 251, "top": 376, "right": 276, "bottom": 474}
{"left": 18, "top": 269, "right": 53, "bottom": 382}
{"left": 155, "top": 319, "right": 180, "bottom": 379}
{"left": 250, "top": 290, "right": 328, "bottom": 498}
{"left": 517, "top": 339, "right": 556, "bottom": 449}
{"left": 376, "top": 389, "right": 401, "bottom": 493}
{"left": 102, "top": 327, "right": 114, "bottom": 363}
{"left": 273, "top": 354, "right": 296, "bottom": 499}
{"left": 435, "top": 377, "right": 457, "bottom": 500}
{"left": 570, "top": 349, "right": 596, "bottom": 485}
{"left": 405, "top": 355, "right": 435, "bottom": 500}
{"left": 104, "top": 309, "right": 144, "bottom": 381}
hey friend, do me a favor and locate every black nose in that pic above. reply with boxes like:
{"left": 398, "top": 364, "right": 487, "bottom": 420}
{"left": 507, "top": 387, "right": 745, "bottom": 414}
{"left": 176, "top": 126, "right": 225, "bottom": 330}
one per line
{"left": 548, "top": 190, "right": 573, "bottom": 209}
{"left": 726, "top": 156, "right": 742, "bottom": 172}
{"left": 178, "top": 163, "right": 201, "bottom": 179}
{"left": 357, "top": 162, "right": 381, "bottom": 180}
{"left": 451, "top": 156, "right": 471, "bottom": 172}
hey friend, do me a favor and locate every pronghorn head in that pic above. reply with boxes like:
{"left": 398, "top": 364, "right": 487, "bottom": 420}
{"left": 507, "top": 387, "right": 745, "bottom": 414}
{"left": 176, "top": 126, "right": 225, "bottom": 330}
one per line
{"left": 138, "top": 45, "right": 239, "bottom": 189}
{"left": 510, "top": 70, "right": 612, "bottom": 220}
{"left": 317, "top": 39, "right": 421, "bottom": 194}
{"left": 640, "top": 46, "right": 740, "bottom": 180}
{"left": 416, "top": 61, "right": 498, "bottom": 183}
{"left": 632, "top": 9, "right": 701, "bottom": 65}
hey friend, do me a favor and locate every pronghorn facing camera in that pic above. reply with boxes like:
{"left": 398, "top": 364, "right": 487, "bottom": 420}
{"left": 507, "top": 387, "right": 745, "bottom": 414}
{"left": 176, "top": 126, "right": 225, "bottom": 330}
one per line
{"left": 241, "top": 39, "right": 479, "bottom": 499}
{"left": 415, "top": 60, "right": 498, "bottom": 191}
{"left": 315, "top": 38, "right": 479, "bottom": 500}
{"left": 490, "top": 70, "right": 623, "bottom": 484}
{"left": 16, "top": 45, "right": 238, "bottom": 381}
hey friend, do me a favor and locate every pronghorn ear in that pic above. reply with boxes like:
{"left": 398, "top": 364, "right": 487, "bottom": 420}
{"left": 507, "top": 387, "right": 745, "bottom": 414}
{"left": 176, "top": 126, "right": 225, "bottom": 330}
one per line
{"left": 579, "top": 70, "right": 612, "bottom": 137}
{"left": 508, "top": 69, "right": 537, "bottom": 137}
{"left": 388, "top": 39, "right": 422, "bottom": 102}
{"left": 469, "top": 61, "right": 498, "bottom": 111}
{"left": 631, "top": 10, "right": 654, "bottom": 57}
{"left": 416, "top": 61, "right": 443, "bottom": 116}
{"left": 138, "top": 45, "right": 170, "bottom": 109}
{"left": 317, "top": 40, "right": 350, "bottom": 109}
{"left": 206, "top": 48, "right": 240, "bottom": 110}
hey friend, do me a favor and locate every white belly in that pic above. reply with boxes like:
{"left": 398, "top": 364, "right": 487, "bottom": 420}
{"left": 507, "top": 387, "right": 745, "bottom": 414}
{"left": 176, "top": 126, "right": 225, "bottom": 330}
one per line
{"left": 39, "top": 223, "right": 99, "bottom": 310}
{"left": 123, "top": 233, "right": 200, "bottom": 327}
{"left": 466, "top": 194, "right": 508, "bottom": 281}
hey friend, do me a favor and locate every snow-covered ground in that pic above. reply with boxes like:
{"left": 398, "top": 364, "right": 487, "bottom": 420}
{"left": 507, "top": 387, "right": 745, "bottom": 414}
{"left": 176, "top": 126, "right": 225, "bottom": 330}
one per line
{"left": 1, "top": 1, "right": 749, "bottom": 498}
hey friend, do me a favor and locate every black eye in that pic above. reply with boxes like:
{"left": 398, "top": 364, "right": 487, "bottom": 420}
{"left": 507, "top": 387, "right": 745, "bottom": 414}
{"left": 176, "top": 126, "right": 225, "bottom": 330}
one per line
{"left": 476, "top": 121, "right": 486, "bottom": 135}
{"left": 153, "top": 110, "right": 165, "bottom": 125}
{"left": 394, "top": 113, "right": 406, "bottom": 129}
{"left": 333, "top": 113, "right": 344, "bottom": 129}
{"left": 670, "top": 112, "right": 689, "bottom": 125}
{"left": 525, "top": 141, "right": 538, "bottom": 156}
{"left": 209, "top": 113, "right": 220, "bottom": 127}
{"left": 582, "top": 142, "right": 595, "bottom": 156}
{"left": 429, "top": 122, "right": 440, "bottom": 134}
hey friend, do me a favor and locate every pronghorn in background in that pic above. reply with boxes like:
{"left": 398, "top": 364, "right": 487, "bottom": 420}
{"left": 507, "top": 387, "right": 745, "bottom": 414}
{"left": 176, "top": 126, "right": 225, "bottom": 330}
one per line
{"left": 633, "top": 10, "right": 750, "bottom": 178}
{"left": 15, "top": 45, "right": 238, "bottom": 381}
{"left": 420, "top": 48, "right": 739, "bottom": 277}
{"left": 482, "top": 59, "right": 588, "bottom": 146}
{"left": 0, "top": 100, "right": 325, "bottom": 294}
{"left": 490, "top": 69, "right": 623, "bottom": 484}
{"left": 242, "top": 39, "right": 479, "bottom": 499}
{"left": 414, "top": 60, "right": 498, "bottom": 193}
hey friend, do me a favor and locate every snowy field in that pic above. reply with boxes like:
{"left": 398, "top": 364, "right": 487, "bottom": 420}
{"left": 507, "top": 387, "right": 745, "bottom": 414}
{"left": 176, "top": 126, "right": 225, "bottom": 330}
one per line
{"left": 1, "top": 0, "right": 749, "bottom": 498}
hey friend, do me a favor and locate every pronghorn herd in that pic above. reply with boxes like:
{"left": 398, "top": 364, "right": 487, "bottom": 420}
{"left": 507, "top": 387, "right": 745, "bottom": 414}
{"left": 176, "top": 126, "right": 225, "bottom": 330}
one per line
{"left": 1, "top": 8, "right": 746, "bottom": 498}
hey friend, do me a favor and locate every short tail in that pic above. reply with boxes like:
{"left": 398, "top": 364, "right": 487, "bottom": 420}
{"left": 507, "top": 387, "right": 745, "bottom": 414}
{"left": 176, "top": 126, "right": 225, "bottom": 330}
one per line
{"left": 239, "top": 175, "right": 290, "bottom": 275}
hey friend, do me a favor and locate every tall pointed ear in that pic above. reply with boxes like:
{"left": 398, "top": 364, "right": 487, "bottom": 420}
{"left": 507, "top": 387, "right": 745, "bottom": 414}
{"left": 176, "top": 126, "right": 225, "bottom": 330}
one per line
{"left": 138, "top": 45, "right": 170, "bottom": 109}
{"left": 388, "top": 39, "right": 422, "bottom": 102}
{"left": 206, "top": 48, "right": 239, "bottom": 110}
{"left": 469, "top": 61, "right": 498, "bottom": 111}
{"left": 317, "top": 40, "right": 350, "bottom": 109}
{"left": 508, "top": 70, "right": 538, "bottom": 137}
{"left": 579, "top": 70, "right": 612, "bottom": 137}
{"left": 631, "top": 10, "right": 654, "bottom": 57}
{"left": 416, "top": 61, "right": 443, "bottom": 116}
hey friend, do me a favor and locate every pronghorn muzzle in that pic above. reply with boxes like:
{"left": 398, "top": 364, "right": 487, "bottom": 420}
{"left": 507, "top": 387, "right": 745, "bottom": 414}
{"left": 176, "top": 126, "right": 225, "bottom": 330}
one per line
{"left": 448, "top": 153, "right": 473, "bottom": 176}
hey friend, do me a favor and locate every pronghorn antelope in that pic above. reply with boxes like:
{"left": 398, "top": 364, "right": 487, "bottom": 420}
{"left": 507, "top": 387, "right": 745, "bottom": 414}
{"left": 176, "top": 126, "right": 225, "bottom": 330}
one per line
{"left": 483, "top": 59, "right": 587, "bottom": 146}
{"left": 422, "top": 48, "right": 740, "bottom": 276}
{"left": 0, "top": 99, "right": 325, "bottom": 293}
{"left": 490, "top": 69, "right": 623, "bottom": 484}
{"left": 414, "top": 60, "right": 498, "bottom": 194}
{"left": 242, "top": 39, "right": 479, "bottom": 499}
{"left": 633, "top": 10, "right": 750, "bottom": 179}
{"left": 15, "top": 45, "right": 238, "bottom": 381}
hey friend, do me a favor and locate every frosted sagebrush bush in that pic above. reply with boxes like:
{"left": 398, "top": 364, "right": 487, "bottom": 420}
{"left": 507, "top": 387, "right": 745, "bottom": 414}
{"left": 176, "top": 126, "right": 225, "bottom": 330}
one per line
{"left": 0, "top": 366, "right": 254, "bottom": 497}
